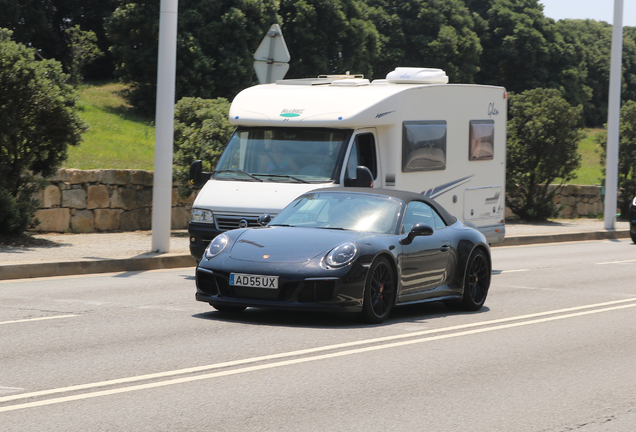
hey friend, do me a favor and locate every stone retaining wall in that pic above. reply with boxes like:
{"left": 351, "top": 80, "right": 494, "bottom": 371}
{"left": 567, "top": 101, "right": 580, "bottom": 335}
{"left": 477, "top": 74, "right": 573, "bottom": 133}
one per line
{"left": 506, "top": 184, "right": 604, "bottom": 219}
{"left": 550, "top": 184, "right": 604, "bottom": 218}
{"left": 32, "top": 169, "right": 194, "bottom": 233}
{"left": 32, "top": 170, "right": 605, "bottom": 233}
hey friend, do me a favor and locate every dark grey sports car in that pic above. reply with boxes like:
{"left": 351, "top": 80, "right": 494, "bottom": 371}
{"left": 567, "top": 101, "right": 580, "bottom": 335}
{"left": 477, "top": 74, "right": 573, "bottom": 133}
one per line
{"left": 195, "top": 188, "right": 491, "bottom": 323}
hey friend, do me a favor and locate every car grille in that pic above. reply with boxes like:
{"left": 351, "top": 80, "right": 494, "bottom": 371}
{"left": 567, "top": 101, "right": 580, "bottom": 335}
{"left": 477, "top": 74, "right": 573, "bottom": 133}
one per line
{"left": 196, "top": 269, "right": 220, "bottom": 296}
{"left": 297, "top": 280, "right": 337, "bottom": 302}
{"left": 215, "top": 215, "right": 262, "bottom": 231}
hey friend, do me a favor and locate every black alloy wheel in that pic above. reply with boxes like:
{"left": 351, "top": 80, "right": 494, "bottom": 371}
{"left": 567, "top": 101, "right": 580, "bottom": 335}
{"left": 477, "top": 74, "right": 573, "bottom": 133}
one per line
{"left": 211, "top": 304, "right": 247, "bottom": 313}
{"left": 460, "top": 249, "right": 490, "bottom": 311}
{"left": 361, "top": 257, "right": 395, "bottom": 324}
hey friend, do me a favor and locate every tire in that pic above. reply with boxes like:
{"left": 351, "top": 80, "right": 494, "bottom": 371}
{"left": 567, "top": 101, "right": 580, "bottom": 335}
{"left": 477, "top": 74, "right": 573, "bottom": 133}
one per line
{"left": 460, "top": 249, "right": 491, "bottom": 311}
{"left": 361, "top": 257, "right": 396, "bottom": 324}
{"left": 211, "top": 304, "right": 247, "bottom": 313}
{"left": 631, "top": 232, "right": 636, "bottom": 244}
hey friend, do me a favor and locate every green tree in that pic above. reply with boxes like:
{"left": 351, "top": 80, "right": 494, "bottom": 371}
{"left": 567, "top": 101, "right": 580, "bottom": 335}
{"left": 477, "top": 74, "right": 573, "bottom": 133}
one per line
{"left": 367, "top": 0, "right": 481, "bottom": 82}
{"left": 597, "top": 100, "right": 636, "bottom": 218}
{"left": 65, "top": 25, "right": 103, "bottom": 84}
{"left": 475, "top": 0, "right": 558, "bottom": 93}
{"left": 279, "top": 0, "right": 380, "bottom": 79}
{"left": 0, "top": 29, "right": 86, "bottom": 235}
{"left": 173, "top": 97, "right": 232, "bottom": 198}
{"left": 506, "top": 88, "right": 584, "bottom": 220}
{"left": 0, "top": 0, "right": 118, "bottom": 80}
{"left": 105, "top": 0, "right": 278, "bottom": 115}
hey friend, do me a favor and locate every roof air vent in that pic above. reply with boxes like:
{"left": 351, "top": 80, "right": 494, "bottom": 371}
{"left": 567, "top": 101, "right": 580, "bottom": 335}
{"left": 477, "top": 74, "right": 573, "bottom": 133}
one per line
{"left": 386, "top": 67, "right": 448, "bottom": 84}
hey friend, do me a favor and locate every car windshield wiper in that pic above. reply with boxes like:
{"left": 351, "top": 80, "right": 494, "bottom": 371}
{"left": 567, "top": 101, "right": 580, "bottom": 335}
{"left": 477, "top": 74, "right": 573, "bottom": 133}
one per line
{"left": 213, "top": 170, "right": 263, "bottom": 182}
{"left": 254, "top": 174, "right": 309, "bottom": 184}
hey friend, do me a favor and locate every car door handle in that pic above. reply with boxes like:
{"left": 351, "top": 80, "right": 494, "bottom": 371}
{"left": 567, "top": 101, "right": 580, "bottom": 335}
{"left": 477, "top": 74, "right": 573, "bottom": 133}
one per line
{"left": 440, "top": 245, "right": 450, "bottom": 253}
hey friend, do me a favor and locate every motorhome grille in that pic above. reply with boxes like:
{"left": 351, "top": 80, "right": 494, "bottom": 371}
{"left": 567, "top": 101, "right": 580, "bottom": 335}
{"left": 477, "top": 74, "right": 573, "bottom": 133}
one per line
{"left": 215, "top": 215, "right": 260, "bottom": 231}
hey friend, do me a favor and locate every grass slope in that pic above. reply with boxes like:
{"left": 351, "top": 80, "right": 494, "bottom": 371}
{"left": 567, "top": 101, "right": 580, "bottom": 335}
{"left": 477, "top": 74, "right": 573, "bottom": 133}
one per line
{"left": 64, "top": 82, "right": 155, "bottom": 170}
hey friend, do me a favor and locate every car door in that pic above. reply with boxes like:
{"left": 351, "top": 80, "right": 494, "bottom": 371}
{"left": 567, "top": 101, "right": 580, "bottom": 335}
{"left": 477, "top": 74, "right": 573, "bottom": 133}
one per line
{"left": 398, "top": 201, "right": 451, "bottom": 299}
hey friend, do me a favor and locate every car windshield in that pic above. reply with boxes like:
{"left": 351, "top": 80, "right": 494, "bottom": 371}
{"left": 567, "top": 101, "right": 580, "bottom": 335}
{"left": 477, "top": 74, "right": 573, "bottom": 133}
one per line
{"left": 214, "top": 127, "right": 351, "bottom": 182}
{"left": 270, "top": 192, "right": 402, "bottom": 234}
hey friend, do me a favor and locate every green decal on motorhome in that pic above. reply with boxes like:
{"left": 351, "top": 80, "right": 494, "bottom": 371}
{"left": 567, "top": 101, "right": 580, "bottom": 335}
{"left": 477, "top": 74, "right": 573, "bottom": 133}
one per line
{"left": 280, "top": 113, "right": 300, "bottom": 118}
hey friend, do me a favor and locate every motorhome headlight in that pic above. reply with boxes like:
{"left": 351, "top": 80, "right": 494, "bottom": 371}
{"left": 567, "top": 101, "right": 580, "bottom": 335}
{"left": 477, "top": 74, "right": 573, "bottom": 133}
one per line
{"left": 325, "top": 242, "right": 358, "bottom": 268}
{"left": 191, "top": 208, "right": 214, "bottom": 223}
{"left": 204, "top": 234, "right": 229, "bottom": 259}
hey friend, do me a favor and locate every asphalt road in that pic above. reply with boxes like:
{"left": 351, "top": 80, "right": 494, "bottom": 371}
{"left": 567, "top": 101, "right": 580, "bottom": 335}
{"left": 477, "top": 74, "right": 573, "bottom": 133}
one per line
{"left": 1, "top": 239, "right": 635, "bottom": 431}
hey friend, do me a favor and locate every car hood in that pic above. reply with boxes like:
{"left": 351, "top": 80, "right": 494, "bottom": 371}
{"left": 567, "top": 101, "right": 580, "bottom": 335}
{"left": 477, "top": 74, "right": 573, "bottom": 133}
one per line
{"left": 228, "top": 227, "right": 362, "bottom": 263}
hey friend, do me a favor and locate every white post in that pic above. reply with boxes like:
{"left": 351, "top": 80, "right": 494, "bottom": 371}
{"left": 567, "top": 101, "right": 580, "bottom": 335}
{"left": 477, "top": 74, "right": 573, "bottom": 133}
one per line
{"left": 152, "top": 0, "right": 179, "bottom": 252}
{"left": 604, "top": 0, "right": 623, "bottom": 230}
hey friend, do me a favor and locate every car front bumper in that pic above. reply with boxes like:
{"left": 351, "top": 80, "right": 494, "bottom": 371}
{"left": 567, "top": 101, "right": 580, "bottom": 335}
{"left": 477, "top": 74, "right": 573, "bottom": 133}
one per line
{"left": 195, "top": 260, "right": 368, "bottom": 314}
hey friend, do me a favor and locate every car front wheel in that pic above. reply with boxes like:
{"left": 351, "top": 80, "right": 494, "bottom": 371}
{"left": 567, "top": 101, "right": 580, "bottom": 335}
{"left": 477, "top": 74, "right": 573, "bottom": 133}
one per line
{"left": 361, "top": 257, "right": 395, "bottom": 324}
{"left": 460, "top": 249, "right": 490, "bottom": 311}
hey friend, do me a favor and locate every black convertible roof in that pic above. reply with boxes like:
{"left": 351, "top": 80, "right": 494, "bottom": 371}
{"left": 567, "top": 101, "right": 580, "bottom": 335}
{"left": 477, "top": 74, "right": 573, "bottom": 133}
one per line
{"left": 306, "top": 187, "right": 458, "bottom": 226}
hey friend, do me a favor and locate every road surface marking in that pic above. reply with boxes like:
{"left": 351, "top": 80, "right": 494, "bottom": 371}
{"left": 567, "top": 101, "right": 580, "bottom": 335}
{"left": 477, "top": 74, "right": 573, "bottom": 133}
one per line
{"left": 2, "top": 297, "right": 636, "bottom": 412}
{"left": 596, "top": 259, "right": 636, "bottom": 265}
{"left": 0, "top": 315, "right": 78, "bottom": 326}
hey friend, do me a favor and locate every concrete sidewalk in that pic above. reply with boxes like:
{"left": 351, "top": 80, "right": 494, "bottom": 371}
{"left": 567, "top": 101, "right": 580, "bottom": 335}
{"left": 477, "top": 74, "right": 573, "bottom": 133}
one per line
{"left": 0, "top": 220, "right": 631, "bottom": 281}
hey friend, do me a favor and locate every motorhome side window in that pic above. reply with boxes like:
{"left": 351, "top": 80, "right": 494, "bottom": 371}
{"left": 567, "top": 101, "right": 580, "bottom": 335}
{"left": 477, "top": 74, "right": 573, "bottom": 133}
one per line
{"left": 346, "top": 133, "right": 378, "bottom": 179}
{"left": 469, "top": 120, "right": 494, "bottom": 161}
{"left": 402, "top": 121, "right": 447, "bottom": 172}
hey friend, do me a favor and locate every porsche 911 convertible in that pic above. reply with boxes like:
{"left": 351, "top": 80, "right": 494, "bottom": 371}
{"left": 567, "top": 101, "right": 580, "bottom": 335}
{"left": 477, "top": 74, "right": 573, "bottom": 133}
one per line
{"left": 195, "top": 188, "right": 492, "bottom": 323}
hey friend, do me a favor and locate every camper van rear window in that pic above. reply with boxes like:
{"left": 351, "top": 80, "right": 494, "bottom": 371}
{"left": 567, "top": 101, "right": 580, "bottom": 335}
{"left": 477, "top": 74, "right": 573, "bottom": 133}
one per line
{"left": 469, "top": 120, "right": 494, "bottom": 161}
{"left": 402, "top": 121, "right": 447, "bottom": 172}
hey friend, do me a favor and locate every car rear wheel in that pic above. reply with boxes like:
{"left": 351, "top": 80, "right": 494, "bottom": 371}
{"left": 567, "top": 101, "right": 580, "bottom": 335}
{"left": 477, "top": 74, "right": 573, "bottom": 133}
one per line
{"left": 361, "top": 257, "right": 395, "bottom": 324}
{"left": 460, "top": 249, "right": 490, "bottom": 311}
{"left": 211, "top": 304, "right": 247, "bottom": 313}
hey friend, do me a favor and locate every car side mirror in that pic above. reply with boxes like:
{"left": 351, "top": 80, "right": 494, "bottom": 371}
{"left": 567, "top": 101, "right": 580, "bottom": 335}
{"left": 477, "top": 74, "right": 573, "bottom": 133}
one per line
{"left": 399, "top": 223, "right": 434, "bottom": 245}
{"left": 257, "top": 214, "right": 271, "bottom": 226}
{"left": 344, "top": 166, "right": 374, "bottom": 187}
{"left": 188, "top": 160, "right": 212, "bottom": 188}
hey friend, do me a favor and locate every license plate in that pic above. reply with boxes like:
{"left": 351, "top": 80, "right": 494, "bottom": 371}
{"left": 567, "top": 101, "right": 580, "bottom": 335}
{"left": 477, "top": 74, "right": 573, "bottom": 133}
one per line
{"left": 230, "top": 273, "right": 278, "bottom": 289}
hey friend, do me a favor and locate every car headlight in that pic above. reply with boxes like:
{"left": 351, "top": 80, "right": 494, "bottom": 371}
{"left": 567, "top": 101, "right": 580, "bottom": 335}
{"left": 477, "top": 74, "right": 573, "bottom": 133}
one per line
{"left": 192, "top": 208, "right": 214, "bottom": 223}
{"left": 632, "top": 196, "right": 636, "bottom": 206}
{"left": 325, "top": 242, "right": 358, "bottom": 268}
{"left": 204, "top": 233, "right": 229, "bottom": 259}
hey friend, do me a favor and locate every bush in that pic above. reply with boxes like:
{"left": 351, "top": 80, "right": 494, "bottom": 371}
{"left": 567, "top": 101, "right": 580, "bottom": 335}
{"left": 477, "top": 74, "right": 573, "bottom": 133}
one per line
{"left": 173, "top": 97, "right": 233, "bottom": 198}
{"left": 0, "top": 29, "right": 86, "bottom": 235}
{"left": 597, "top": 100, "right": 636, "bottom": 219}
{"left": 506, "top": 88, "right": 584, "bottom": 220}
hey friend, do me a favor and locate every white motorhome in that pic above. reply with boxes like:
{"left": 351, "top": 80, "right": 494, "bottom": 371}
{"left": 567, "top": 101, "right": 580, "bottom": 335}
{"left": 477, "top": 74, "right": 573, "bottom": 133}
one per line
{"left": 188, "top": 67, "right": 507, "bottom": 259}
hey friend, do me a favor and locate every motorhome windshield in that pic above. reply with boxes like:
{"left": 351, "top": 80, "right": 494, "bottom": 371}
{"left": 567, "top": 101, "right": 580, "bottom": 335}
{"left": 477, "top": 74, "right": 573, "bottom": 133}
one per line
{"left": 215, "top": 127, "right": 351, "bottom": 182}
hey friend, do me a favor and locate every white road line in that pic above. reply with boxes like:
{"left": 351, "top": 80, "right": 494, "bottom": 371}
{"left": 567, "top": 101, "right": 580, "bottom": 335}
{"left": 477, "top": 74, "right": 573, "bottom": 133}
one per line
{"left": 1, "top": 297, "right": 636, "bottom": 411}
{"left": 597, "top": 259, "right": 636, "bottom": 265}
{"left": 2, "top": 301, "right": 636, "bottom": 413}
{"left": 0, "top": 315, "right": 78, "bottom": 326}
{"left": 499, "top": 269, "right": 530, "bottom": 273}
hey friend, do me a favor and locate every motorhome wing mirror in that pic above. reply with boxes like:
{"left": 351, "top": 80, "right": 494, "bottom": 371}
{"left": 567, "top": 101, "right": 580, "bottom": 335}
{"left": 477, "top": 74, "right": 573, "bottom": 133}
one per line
{"left": 399, "top": 223, "right": 434, "bottom": 245}
{"left": 257, "top": 214, "right": 272, "bottom": 226}
{"left": 188, "top": 160, "right": 212, "bottom": 188}
{"left": 345, "top": 166, "right": 374, "bottom": 188}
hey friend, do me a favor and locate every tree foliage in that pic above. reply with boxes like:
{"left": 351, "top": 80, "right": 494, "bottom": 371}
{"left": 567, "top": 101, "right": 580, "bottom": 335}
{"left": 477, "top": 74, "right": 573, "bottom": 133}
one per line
{"left": 597, "top": 100, "right": 636, "bottom": 218}
{"left": 0, "top": 0, "right": 118, "bottom": 80}
{"left": 105, "top": 0, "right": 279, "bottom": 115}
{"left": 173, "top": 97, "right": 232, "bottom": 198}
{"left": 280, "top": 0, "right": 380, "bottom": 79}
{"left": 0, "top": 29, "right": 86, "bottom": 235}
{"left": 506, "top": 88, "right": 584, "bottom": 220}
{"left": 368, "top": 0, "right": 482, "bottom": 82}
{"left": 65, "top": 25, "right": 103, "bottom": 84}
